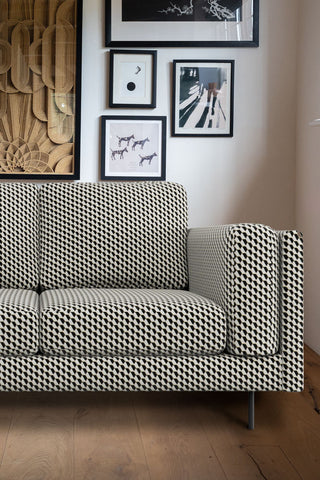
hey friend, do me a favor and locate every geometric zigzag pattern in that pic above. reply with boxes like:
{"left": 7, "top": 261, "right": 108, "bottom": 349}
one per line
{"left": 0, "top": 289, "right": 39, "bottom": 355}
{"left": 278, "top": 230, "right": 304, "bottom": 391}
{"left": 0, "top": 182, "right": 304, "bottom": 393}
{"left": 40, "top": 288, "right": 227, "bottom": 356}
{"left": 39, "top": 182, "right": 189, "bottom": 291}
{"left": 0, "top": 184, "right": 39, "bottom": 290}
{"left": 188, "top": 224, "right": 280, "bottom": 356}
{"left": 0, "top": 354, "right": 283, "bottom": 392}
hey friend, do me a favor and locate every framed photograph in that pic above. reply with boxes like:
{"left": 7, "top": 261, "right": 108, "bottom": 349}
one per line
{"left": 105, "top": 0, "right": 259, "bottom": 48}
{"left": 101, "top": 116, "right": 166, "bottom": 181}
{"left": 109, "top": 50, "right": 157, "bottom": 108}
{"left": 172, "top": 60, "right": 234, "bottom": 137}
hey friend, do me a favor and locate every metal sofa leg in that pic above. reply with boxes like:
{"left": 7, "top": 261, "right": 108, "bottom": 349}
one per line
{"left": 248, "top": 392, "right": 255, "bottom": 430}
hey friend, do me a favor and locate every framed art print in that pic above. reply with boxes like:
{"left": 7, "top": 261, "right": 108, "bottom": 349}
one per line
{"left": 0, "top": 0, "right": 83, "bottom": 180}
{"left": 105, "top": 0, "right": 259, "bottom": 47}
{"left": 109, "top": 50, "right": 157, "bottom": 108}
{"left": 172, "top": 59, "right": 234, "bottom": 137}
{"left": 101, "top": 116, "right": 166, "bottom": 181}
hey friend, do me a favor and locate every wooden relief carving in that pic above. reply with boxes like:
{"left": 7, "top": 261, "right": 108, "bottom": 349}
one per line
{"left": 0, "top": 0, "right": 82, "bottom": 179}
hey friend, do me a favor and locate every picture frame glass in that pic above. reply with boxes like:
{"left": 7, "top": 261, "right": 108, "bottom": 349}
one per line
{"left": 106, "top": 0, "right": 258, "bottom": 46}
{"left": 0, "top": 0, "right": 82, "bottom": 180}
{"left": 173, "top": 60, "right": 234, "bottom": 137}
{"left": 101, "top": 117, "right": 166, "bottom": 180}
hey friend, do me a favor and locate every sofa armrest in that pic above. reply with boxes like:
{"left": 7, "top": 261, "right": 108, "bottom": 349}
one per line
{"left": 188, "top": 224, "right": 303, "bottom": 363}
{"left": 277, "top": 230, "right": 304, "bottom": 391}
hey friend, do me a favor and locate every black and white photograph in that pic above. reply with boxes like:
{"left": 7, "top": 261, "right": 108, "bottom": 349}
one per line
{"left": 109, "top": 50, "right": 157, "bottom": 108}
{"left": 105, "top": 0, "right": 259, "bottom": 47}
{"left": 122, "top": 0, "right": 242, "bottom": 22}
{"left": 101, "top": 116, "right": 166, "bottom": 180}
{"left": 172, "top": 60, "right": 234, "bottom": 137}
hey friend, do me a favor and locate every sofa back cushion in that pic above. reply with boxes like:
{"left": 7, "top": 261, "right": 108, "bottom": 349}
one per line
{"left": 39, "top": 182, "right": 188, "bottom": 290}
{"left": 0, "top": 184, "right": 39, "bottom": 289}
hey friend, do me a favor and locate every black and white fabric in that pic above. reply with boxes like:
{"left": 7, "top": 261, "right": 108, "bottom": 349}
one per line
{"left": 40, "top": 288, "right": 227, "bottom": 356}
{"left": 39, "top": 182, "right": 188, "bottom": 291}
{"left": 187, "top": 224, "right": 280, "bottom": 356}
{"left": 0, "top": 289, "right": 39, "bottom": 355}
{"left": 0, "top": 179, "right": 304, "bottom": 394}
{"left": 278, "top": 231, "right": 304, "bottom": 391}
{"left": 0, "top": 354, "right": 282, "bottom": 392}
{"left": 0, "top": 184, "right": 39, "bottom": 289}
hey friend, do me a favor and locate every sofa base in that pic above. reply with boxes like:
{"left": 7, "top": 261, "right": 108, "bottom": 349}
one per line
{"left": 0, "top": 353, "right": 300, "bottom": 392}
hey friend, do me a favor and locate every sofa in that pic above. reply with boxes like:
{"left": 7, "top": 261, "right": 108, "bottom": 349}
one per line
{"left": 0, "top": 182, "right": 304, "bottom": 429}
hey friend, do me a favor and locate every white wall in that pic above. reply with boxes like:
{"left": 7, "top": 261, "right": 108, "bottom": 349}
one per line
{"left": 81, "top": 0, "right": 299, "bottom": 229}
{"left": 296, "top": 0, "right": 320, "bottom": 355}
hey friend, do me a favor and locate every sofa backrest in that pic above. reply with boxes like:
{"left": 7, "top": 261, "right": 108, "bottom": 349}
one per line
{"left": 39, "top": 182, "right": 188, "bottom": 290}
{"left": 0, "top": 184, "right": 39, "bottom": 290}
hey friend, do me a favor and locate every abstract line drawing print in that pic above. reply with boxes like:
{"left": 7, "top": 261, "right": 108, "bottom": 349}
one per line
{"left": 111, "top": 147, "right": 128, "bottom": 160}
{"left": 132, "top": 137, "right": 150, "bottom": 150}
{"left": 117, "top": 134, "right": 135, "bottom": 147}
{"left": 139, "top": 152, "right": 158, "bottom": 166}
{"left": 109, "top": 123, "right": 160, "bottom": 173}
{"left": 179, "top": 66, "right": 228, "bottom": 130}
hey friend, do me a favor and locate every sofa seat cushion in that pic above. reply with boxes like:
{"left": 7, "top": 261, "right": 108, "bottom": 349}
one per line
{"left": 0, "top": 289, "right": 39, "bottom": 355}
{"left": 40, "top": 288, "right": 227, "bottom": 356}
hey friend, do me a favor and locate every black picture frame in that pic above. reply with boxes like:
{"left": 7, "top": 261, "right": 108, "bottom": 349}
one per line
{"left": 105, "top": 0, "right": 259, "bottom": 48}
{"left": 101, "top": 115, "right": 166, "bottom": 181}
{"left": 109, "top": 50, "right": 157, "bottom": 109}
{"left": 172, "top": 59, "right": 234, "bottom": 137}
{"left": 0, "top": 0, "right": 83, "bottom": 181}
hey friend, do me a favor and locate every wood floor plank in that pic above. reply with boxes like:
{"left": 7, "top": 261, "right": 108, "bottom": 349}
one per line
{"left": 277, "top": 393, "right": 320, "bottom": 480}
{"left": 276, "top": 347, "right": 320, "bottom": 480}
{"left": 0, "top": 393, "right": 74, "bottom": 480}
{"left": 74, "top": 392, "right": 150, "bottom": 480}
{"left": 197, "top": 389, "right": 320, "bottom": 478}
{"left": 0, "top": 394, "right": 18, "bottom": 467}
{"left": 214, "top": 445, "right": 272, "bottom": 480}
{"left": 303, "top": 345, "right": 320, "bottom": 415}
{"left": 133, "top": 392, "right": 227, "bottom": 480}
{"left": 245, "top": 446, "right": 302, "bottom": 480}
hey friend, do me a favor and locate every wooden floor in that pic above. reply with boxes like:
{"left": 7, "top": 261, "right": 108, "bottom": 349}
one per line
{"left": 0, "top": 346, "right": 319, "bottom": 480}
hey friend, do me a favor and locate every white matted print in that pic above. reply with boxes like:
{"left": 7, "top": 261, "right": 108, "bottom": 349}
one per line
{"left": 101, "top": 116, "right": 166, "bottom": 180}
{"left": 109, "top": 50, "right": 157, "bottom": 108}
{"left": 172, "top": 60, "right": 234, "bottom": 137}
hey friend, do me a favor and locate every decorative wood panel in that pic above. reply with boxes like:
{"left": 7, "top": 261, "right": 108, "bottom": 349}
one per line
{"left": 0, "top": 0, "right": 82, "bottom": 179}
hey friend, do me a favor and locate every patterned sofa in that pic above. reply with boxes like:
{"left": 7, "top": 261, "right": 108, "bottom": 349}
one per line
{"left": 0, "top": 182, "right": 304, "bottom": 428}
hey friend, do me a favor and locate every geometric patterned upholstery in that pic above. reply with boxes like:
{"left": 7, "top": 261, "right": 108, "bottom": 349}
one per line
{"left": 0, "top": 184, "right": 39, "bottom": 289}
{"left": 278, "top": 230, "right": 304, "bottom": 391}
{"left": 0, "top": 180, "right": 304, "bottom": 394}
{"left": 0, "top": 289, "right": 39, "bottom": 355}
{"left": 39, "top": 182, "right": 188, "bottom": 290}
{"left": 0, "top": 353, "right": 283, "bottom": 392}
{"left": 40, "top": 288, "right": 227, "bottom": 356}
{"left": 187, "top": 224, "right": 280, "bottom": 356}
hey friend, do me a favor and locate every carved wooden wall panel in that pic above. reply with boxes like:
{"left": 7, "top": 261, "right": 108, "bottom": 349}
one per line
{"left": 0, "top": 0, "right": 82, "bottom": 179}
